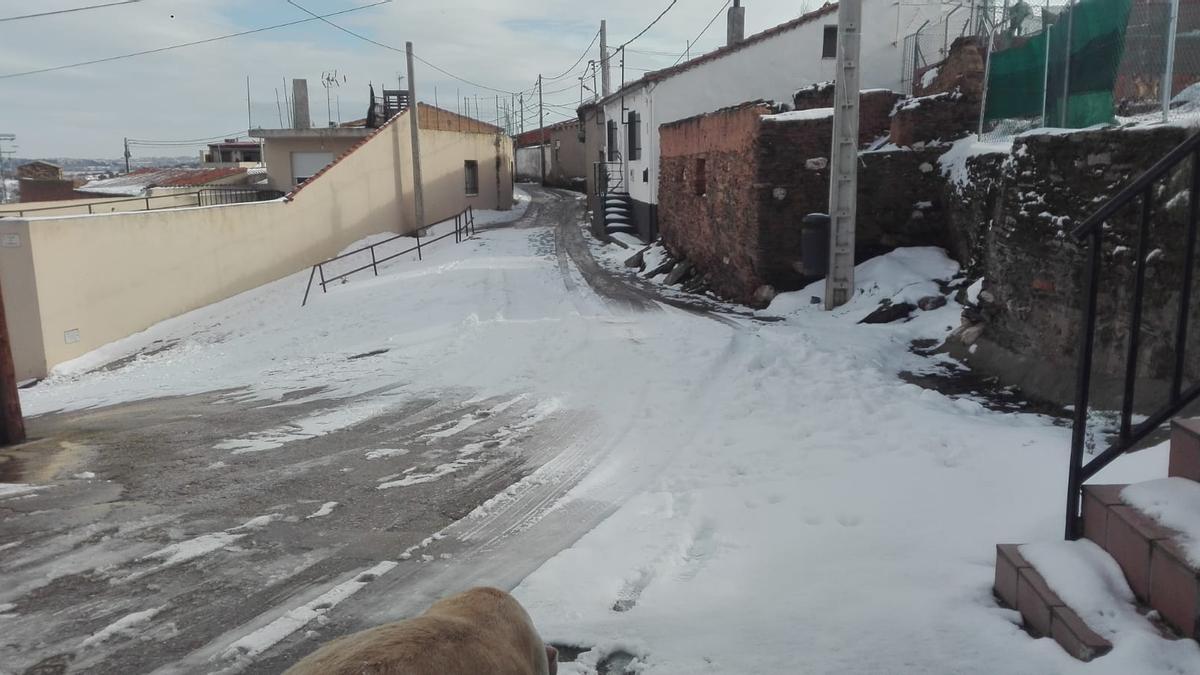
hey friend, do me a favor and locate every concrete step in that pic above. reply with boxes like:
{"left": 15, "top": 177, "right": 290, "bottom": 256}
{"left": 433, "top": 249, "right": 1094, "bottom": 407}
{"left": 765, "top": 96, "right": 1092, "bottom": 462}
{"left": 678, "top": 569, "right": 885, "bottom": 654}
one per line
{"left": 1082, "top": 482, "right": 1200, "bottom": 640}
{"left": 605, "top": 224, "right": 639, "bottom": 236}
{"left": 1169, "top": 418, "right": 1200, "bottom": 481}
{"left": 994, "top": 544, "right": 1113, "bottom": 661}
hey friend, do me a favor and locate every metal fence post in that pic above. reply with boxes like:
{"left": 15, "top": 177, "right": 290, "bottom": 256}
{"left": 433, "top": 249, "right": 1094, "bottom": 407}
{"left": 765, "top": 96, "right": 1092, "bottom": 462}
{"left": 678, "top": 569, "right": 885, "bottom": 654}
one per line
{"left": 1163, "top": 0, "right": 1181, "bottom": 122}
{"left": 978, "top": 25, "right": 998, "bottom": 135}
{"left": 371, "top": 246, "right": 378, "bottom": 276}
{"left": 318, "top": 265, "right": 328, "bottom": 294}
{"left": 416, "top": 231, "right": 422, "bottom": 261}
{"left": 1042, "top": 24, "right": 1053, "bottom": 125}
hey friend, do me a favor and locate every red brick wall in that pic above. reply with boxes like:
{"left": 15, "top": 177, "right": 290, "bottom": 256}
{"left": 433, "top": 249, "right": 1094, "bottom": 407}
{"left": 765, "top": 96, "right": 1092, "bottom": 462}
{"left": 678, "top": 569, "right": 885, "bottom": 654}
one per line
{"left": 18, "top": 179, "right": 82, "bottom": 203}
{"left": 913, "top": 37, "right": 986, "bottom": 99}
{"left": 659, "top": 104, "right": 771, "bottom": 303}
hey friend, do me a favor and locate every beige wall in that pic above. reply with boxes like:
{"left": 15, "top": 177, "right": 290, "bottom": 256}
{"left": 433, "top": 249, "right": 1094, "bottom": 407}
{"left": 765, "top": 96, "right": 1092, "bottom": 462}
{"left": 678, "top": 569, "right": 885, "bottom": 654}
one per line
{"left": 402, "top": 128, "right": 513, "bottom": 229}
{"left": 2, "top": 120, "right": 407, "bottom": 378}
{"left": 0, "top": 221, "right": 46, "bottom": 381}
{"left": 261, "top": 136, "right": 364, "bottom": 191}
{"left": 1, "top": 110, "right": 514, "bottom": 380}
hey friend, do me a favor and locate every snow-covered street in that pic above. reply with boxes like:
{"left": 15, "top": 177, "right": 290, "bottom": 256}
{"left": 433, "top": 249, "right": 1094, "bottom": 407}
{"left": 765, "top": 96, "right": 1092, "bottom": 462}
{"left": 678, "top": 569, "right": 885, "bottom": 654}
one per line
{"left": 3, "top": 186, "right": 1198, "bottom": 674}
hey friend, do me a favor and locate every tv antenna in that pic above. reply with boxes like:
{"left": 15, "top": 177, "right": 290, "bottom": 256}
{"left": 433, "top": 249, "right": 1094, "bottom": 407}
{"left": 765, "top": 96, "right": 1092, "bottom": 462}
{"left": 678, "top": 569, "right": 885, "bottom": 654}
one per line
{"left": 321, "top": 70, "right": 347, "bottom": 127}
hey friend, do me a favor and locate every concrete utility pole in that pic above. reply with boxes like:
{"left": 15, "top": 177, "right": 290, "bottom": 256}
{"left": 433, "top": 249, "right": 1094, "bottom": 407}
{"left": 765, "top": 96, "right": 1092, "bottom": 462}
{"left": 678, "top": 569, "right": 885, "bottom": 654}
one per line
{"left": 1163, "top": 0, "right": 1181, "bottom": 122}
{"left": 0, "top": 275, "right": 26, "bottom": 447}
{"left": 538, "top": 74, "right": 547, "bottom": 185}
{"left": 123, "top": 137, "right": 131, "bottom": 173}
{"left": 600, "top": 19, "right": 611, "bottom": 97}
{"left": 519, "top": 93, "right": 525, "bottom": 134}
{"left": 406, "top": 42, "right": 426, "bottom": 231}
{"left": 825, "top": 0, "right": 862, "bottom": 310}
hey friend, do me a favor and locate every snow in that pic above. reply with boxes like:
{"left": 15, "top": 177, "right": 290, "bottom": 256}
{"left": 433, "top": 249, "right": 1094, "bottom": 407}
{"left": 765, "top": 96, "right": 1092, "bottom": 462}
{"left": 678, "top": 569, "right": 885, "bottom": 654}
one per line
{"left": 305, "top": 502, "right": 339, "bottom": 519}
{"left": 365, "top": 448, "right": 409, "bottom": 460}
{"left": 939, "top": 134, "right": 1014, "bottom": 188}
{"left": 920, "top": 66, "right": 940, "bottom": 89}
{"left": 1021, "top": 540, "right": 1200, "bottom": 670}
{"left": 0, "top": 484, "right": 43, "bottom": 499}
{"left": 968, "top": 277, "right": 985, "bottom": 304}
{"left": 1122, "top": 478, "right": 1200, "bottom": 566}
{"left": 761, "top": 107, "right": 833, "bottom": 122}
{"left": 767, "top": 246, "right": 959, "bottom": 321}
{"left": 222, "top": 561, "right": 398, "bottom": 661}
{"left": 16, "top": 199, "right": 1195, "bottom": 673}
{"left": 81, "top": 607, "right": 161, "bottom": 648}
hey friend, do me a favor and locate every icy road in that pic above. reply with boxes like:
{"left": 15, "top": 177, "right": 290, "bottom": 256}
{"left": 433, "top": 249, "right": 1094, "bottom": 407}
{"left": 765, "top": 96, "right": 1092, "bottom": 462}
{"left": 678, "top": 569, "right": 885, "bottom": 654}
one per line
{"left": 2, "top": 187, "right": 1197, "bottom": 674}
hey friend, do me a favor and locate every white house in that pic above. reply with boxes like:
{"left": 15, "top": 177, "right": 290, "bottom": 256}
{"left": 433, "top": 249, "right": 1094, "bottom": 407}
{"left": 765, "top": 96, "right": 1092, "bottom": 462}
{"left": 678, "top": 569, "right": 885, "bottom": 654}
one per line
{"left": 593, "top": 0, "right": 968, "bottom": 241}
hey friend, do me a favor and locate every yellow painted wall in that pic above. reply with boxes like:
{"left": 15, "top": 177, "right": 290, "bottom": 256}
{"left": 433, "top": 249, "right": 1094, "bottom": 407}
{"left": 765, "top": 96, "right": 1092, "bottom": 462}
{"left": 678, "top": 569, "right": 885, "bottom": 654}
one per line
{"left": 0, "top": 193, "right": 201, "bottom": 218}
{"left": 0, "top": 111, "right": 514, "bottom": 379}
{"left": 261, "top": 136, "right": 365, "bottom": 190}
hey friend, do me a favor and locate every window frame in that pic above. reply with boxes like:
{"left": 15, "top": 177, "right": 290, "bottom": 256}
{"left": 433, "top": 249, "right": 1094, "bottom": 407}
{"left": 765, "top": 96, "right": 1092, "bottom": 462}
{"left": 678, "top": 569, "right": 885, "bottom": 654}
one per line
{"left": 822, "top": 25, "right": 838, "bottom": 59}
{"left": 626, "top": 111, "right": 642, "bottom": 161}
{"left": 464, "top": 160, "right": 480, "bottom": 196}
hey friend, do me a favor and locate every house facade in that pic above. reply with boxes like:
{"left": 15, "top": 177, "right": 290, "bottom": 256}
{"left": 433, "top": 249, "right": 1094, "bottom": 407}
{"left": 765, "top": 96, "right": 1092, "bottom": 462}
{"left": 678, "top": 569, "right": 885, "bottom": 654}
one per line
{"left": 513, "top": 119, "right": 587, "bottom": 189}
{"left": 591, "top": 0, "right": 966, "bottom": 241}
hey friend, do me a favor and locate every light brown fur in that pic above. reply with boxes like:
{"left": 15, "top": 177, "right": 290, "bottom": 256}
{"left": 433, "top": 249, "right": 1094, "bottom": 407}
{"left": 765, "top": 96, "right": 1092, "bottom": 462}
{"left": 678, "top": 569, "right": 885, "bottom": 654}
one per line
{"left": 284, "top": 587, "right": 556, "bottom": 675}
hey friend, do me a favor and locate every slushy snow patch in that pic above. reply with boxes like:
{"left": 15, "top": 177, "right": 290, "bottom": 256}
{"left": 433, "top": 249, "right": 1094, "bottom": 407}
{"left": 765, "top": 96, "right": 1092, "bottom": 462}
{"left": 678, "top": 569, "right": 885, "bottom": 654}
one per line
{"left": 305, "top": 502, "right": 338, "bottom": 519}
{"left": 81, "top": 607, "right": 161, "bottom": 648}
{"left": 938, "top": 134, "right": 1013, "bottom": 188}
{"left": 761, "top": 107, "right": 833, "bottom": 122}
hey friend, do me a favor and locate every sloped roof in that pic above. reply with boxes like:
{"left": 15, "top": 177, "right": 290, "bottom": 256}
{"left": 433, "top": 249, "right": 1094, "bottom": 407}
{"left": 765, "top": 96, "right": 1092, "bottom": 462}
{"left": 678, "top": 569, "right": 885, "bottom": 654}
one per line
{"left": 598, "top": 3, "right": 838, "bottom": 106}
{"left": 80, "top": 167, "right": 248, "bottom": 196}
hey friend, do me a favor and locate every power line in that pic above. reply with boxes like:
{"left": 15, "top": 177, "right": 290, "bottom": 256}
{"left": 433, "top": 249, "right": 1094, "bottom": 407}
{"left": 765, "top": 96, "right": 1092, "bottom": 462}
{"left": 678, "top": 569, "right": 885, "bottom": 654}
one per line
{"left": 543, "top": 29, "right": 601, "bottom": 81}
{"left": 128, "top": 131, "right": 248, "bottom": 144}
{"left": 0, "top": 1, "right": 391, "bottom": 80}
{"left": 286, "top": 0, "right": 527, "bottom": 96}
{"left": 0, "top": 0, "right": 145, "bottom": 23}
{"left": 617, "top": 0, "right": 680, "bottom": 50}
{"left": 675, "top": 0, "right": 732, "bottom": 65}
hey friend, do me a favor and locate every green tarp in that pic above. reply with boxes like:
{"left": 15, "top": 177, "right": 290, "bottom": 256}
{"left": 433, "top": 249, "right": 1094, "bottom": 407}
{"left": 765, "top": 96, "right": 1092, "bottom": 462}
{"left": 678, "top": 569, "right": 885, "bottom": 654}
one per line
{"left": 984, "top": 0, "right": 1134, "bottom": 128}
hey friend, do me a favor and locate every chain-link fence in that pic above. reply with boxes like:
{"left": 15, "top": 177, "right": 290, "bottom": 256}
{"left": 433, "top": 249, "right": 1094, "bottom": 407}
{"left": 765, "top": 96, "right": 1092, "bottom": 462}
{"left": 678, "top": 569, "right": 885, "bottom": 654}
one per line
{"left": 978, "top": 0, "right": 1200, "bottom": 140}
{"left": 901, "top": 7, "right": 978, "bottom": 95}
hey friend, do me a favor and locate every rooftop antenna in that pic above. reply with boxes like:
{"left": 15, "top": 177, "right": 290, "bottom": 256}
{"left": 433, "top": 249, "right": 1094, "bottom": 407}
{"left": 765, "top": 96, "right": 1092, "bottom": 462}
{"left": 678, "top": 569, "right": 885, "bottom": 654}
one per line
{"left": 321, "top": 70, "right": 344, "bottom": 128}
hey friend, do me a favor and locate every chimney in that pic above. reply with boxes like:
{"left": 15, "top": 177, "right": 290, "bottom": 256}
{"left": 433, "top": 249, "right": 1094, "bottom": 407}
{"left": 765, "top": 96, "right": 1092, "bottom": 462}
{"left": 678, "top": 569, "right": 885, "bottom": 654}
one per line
{"left": 292, "top": 79, "right": 311, "bottom": 129}
{"left": 727, "top": 0, "right": 745, "bottom": 46}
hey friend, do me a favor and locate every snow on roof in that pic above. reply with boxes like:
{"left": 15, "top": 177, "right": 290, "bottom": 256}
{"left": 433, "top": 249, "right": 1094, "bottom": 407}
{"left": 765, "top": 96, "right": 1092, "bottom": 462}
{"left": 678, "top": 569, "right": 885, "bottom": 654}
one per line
{"left": 762, "top": 107, "right": 835, "bottom": 122}
{"left": 80, "top": 167, "right": 248, "bottom": 196}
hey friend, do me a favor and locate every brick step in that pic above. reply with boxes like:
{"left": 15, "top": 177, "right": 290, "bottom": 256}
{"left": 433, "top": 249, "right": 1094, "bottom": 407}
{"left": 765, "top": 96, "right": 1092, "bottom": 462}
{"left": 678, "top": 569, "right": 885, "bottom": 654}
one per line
{"left": 1082, "top": 481, "right": 1200, "bottom": 640}
{"left": 1169, "top": 418, "right": 1200, "bottom": 481}
{"left": 994, "top": 544, "right": 1114, "bottom": 661}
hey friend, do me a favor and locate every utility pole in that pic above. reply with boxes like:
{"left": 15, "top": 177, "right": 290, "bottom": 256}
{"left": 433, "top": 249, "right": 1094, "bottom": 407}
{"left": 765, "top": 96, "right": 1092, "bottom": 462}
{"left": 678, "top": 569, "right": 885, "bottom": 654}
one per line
{"left": 519, "top": 93, "right": 525, "bottom": 134}
{"left": 0, "top": 275, "right": 26, "bottom": 447}
{"left": 825, "top": 0, "right": 862, "bottom": 310}
{"left": 600, "top": 19, "right": 611, "bottom": 97}
{"left": 0, "top": 134, "right": 13, "bottom": 204}
{"left": 406, "top": 42, "right": 426, "bottom": 232}
{"left": 124, "top": 137, "right": 131, "bottom": 173}
{"left": 1163, "top": 0, "right": 1181, "bottom": 122}
{"left": 246, "top": 75, "right": 253, "bottom": 130}
{"left": 538, "top": 74, "right": 546, "bottom": 185}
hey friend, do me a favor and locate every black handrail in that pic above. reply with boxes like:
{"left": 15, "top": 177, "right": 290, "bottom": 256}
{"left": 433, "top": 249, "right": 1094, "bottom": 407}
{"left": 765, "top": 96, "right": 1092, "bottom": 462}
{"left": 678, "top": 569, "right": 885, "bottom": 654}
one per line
{"left": 301, "top": 206, "right": 475, "bottom": 307}
{"left": 1065, "top": 131, "right": 1200, "bottom": 539}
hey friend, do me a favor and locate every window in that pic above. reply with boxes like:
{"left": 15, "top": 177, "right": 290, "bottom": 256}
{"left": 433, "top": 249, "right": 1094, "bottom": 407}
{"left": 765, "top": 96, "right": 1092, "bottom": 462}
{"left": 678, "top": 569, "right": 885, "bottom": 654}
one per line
{"left": 607, "top": 119, "right": 618, "bottom": 161}
{"left": 694, "top": 158, "right": 707, "bottom": 196}
{"left": 464, "top": 160, "right": 479, "bottom": 196}
{"left": 627, "top": 111, "right": 642, "bottom": 161}
{"left": 822, "top": 25, "right": 838, "bottom": 59}
{"left": 290, "top": 151, "right": 334, "bottom": 186}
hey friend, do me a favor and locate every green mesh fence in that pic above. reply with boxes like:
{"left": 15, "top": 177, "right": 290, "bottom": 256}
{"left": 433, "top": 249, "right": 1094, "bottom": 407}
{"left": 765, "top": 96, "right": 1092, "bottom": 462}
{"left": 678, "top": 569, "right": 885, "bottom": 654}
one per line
{"left": 984, "top": 0, "right": 1134, "bottom": 128}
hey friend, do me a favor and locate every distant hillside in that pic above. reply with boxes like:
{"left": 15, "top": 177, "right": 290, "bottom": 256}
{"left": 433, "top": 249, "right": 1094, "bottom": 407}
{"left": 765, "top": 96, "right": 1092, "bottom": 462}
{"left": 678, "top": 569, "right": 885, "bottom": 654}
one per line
{"left": 5, "top": 156, "right": 200, "bottom": 178}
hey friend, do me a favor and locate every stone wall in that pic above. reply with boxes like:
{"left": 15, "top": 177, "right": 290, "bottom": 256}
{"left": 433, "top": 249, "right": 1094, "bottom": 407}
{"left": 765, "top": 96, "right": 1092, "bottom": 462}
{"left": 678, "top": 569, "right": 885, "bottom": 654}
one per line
{"left": 952, "top": 126, "right": 1200, "bottom": 409}
{"left": 914, "top": 37, "right": 986, "bottom": 99}
{"left": 659, "top": 103, "right": 772, "bottom": 303}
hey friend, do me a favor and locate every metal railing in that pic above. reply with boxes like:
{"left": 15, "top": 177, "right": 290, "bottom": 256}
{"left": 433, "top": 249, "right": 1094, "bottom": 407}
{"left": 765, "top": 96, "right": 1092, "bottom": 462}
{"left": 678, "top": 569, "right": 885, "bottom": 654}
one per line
{"left": 301, "top": 206, "right": 476, "bottom": 307}
{"left": 0, "top": 187, "right": 284, "bottom": 218}
{"left": 1065, "top": 130, "right": 1200, "bottom": 539}
{"left": 594, "top": 161, "right": 625, "bottom": 197}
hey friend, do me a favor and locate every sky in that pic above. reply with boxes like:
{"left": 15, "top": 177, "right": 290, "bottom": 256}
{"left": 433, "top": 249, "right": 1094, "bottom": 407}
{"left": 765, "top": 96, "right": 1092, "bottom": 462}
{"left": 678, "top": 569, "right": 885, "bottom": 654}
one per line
{"left": 0, "top": 0, "right": 823, "bottom": 159}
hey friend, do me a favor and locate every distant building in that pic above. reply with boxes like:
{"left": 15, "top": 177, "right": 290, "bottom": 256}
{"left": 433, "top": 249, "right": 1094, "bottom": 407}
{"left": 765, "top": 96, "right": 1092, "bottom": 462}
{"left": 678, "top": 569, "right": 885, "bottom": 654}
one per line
{"left": 78, "top": 167, "right": 254, "bottom": 198}
{"left": 583, "top": 0, "right": 965, "bottom": 240}
{"left": 514, "top": 119, "right": 586, "bottom": 189}
{"left": 202, "top": 140, "right": 263, "bottom": 166}
{"left": 16, "top": 161, "right": 79, "bottom": 203}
